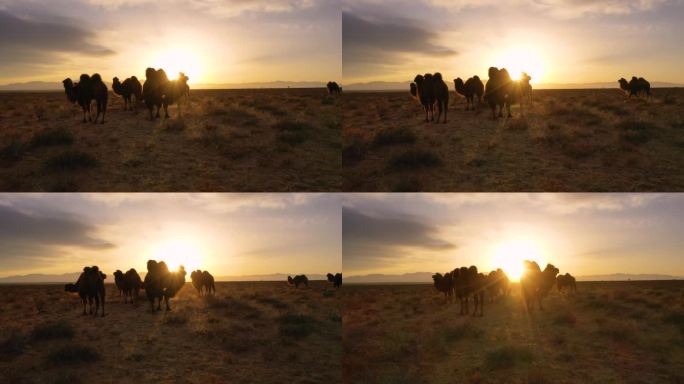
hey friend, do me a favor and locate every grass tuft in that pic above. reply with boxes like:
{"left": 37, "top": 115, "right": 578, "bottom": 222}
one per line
{"left": 389, "top": 149, "right": 441, "bottom": 170}
{"left": 278, "top": 313, "right": 319, "bottom": 338}
{"left": 44, "top": 151, "right": 97, "bottom": 171}
{"left": 32, "top": 321, "right": 75, "bottom": 340}
{"left": 31, "top": 128, "right": 74, "bottom": 147}
{"left": 274, "top": 120, "right": 313, "bottom": 145}
{"left": 372, "top": 127, "right": 416, "bottom": 146}
{"left": 485, "top": 345, "right": 533, "bottom": 370}
{"left": 47, "top": 344, "right": 101, "bottom": 364}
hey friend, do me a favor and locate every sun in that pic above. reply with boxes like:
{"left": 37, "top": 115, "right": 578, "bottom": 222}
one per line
{"left": 150, "top": 238, "right": 204, "bottom": 273}
{"left": 491, "top": 239, "right": 544, "bottom": 281}
{"left": 493, "top": 45, "right": 545, "bottom": 83}
{"left": 150, "top": 49, "right": 202, "bottom": 84}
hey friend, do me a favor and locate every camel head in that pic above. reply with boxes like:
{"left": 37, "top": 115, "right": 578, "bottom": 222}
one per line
{"left": 114, "top": 270, "right": 124, "bottom": 280}
{"left": 454, "top": 78, "right": 465, "bottom": 93}
{"left": 521, "top": 72, "right": 531, "bottom": 83}
{"left": 618, "top": 78, "right": 630, "bottom": 91}
{"left": 432, "top": 272, "right": 444, "bottom": 284}
{"left": 63, "top": 78, "right": 77, "bottom": 102}
{"left": 287, "top": 276, "right": 294, "bottom": 285}
{"left": 178, "top": 72, "right": 189, "bottom": 84}
{"left": 488, "top": 67, "right": 499, "bottom": 79}
{"left": 327, "top": 273, "right": 334, "bottom": 282}
{"left": 145, "top": 67, "right": 156, "bottom": 79}
{"left": 147, "top": 259, "right": 158, "bottom": 273}
{"left": 543, "top": 264, "right": 560, "bottom": 280}
{"left": 113, "top": 77, "right": 121, "bottom": 85}
{"left": 414, "top": 74, "right": 424, "bottom": 84}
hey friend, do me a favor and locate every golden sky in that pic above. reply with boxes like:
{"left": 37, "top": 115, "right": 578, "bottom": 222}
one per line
{"left": 343, "top": 194, "right": 684, "bottom": 280}
{"left": 0, "top": 0, "right": 341, "bottom": 85}
{"left": 0, "top": 193, "right": 341, "bottom": 278}
{"left": 342, "top": 0, "right": 684, "bottom": 85}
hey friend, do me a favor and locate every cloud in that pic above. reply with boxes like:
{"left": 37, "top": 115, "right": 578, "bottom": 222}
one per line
{"left": 342, "top": 12, "right": 457, "bottom": 78}
{"left": 84, "top": 0, "right": 316, "bottom": 17}
{"left": 342, "top": 206, "right": 455, "bottom": 270}
{"left": 0, "top": 204, "right": 115, "bottom": 271}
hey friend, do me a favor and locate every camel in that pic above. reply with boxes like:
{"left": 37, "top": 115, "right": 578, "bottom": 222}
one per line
{"left": 451, "top": 266, "right": 486, "bottom": 316}
{"left": 191, "top": 270, "right": 216, "bottom": 296}
{"left": 142, "top": 68, "right": 165, "bottom": 120}
{"left": 432, "top": 72, "right": 449, "bottom": 123}
{"left": 65, "top": 266, "right": 106, "bottom": 317}
{"left": 113, "top": 270, "right": 125, "bottom": 299}
{"left": 486, "top": 268, "right": 510, "bottom": 302}
{"left": 160, "top": 72, "right": 190, "bottom": 118}
{"left": 327, "top": 81, "right": 341, "bottom": 95}
{"left": 454, "top": 76, "right": 484, "bottom": 111}
{"left": 90, "top": 73, "right": 108, "bottom": 124}
{"left": 327, "top": 273, "right": 342, "bottom": 288}
{"left": 287, "top": 275, "right": 309, "bottom": 288}
{"left": 432, "top": 272, "right": 454, "bottom": 301}
{"left": 62, "top": 76, "right": 92, "bottom": 123}
{"left": 123, "top": 268, "right": 142, "bottom": 303}
{"left": 484, "top": 67, "right": 507, "bottom": 118}
{"left": 410, "top": 74, "right": 436, "bottom": 122}
{"left": 619, "top": 77, "right": 651, "bottom": 98}
{"left": 144, "top": 259, "right": 167, "bottom": 311}
{"left": 484, "top": 67, "right": 526, "bottom": 118}
{"left": 557, "top": 273, "right": 577, "bottom": 293}
{"left": 520, "top": 72, "right": 532, "bottom": 103}
{"left": 520, "top": 261, "right": 559, "bottom": 311}
{"left": 161, "top": 265, "right": 186, "bottom": 311}
{"left": 112, "top": 76, "right": 142, "bottom": 111}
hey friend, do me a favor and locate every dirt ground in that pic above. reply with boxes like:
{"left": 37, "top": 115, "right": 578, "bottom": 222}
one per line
{"left": 0, "top": 88, "right": 341, "bottom": 191}
{"left": 342, "top": 280, "right": 684, "bottom": 384}
{"left": 342, "top": 88, "right": 684, "bottom": 192}
{"left": 0, "top": 281, "right": 341, "bottom": 384}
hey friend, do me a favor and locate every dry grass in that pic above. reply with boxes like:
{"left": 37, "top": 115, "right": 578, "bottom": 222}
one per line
{"left": 0, "top": 281, "right": 341, "bottom": 384}
{"left": 0, "top": 89, "right": 340, "bottom": 191}
{"left": 342, "top": 280, "right": 684, "bottom": 383}
{"left": 342, "top": 88, "right": 684, "bottom": 191}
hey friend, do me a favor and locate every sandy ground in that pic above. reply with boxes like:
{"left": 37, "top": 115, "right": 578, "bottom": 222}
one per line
{"left": 0, "top": 89, "right": 341, "bottom": 191}
{"left": 342, "top": 88, "right": 684, "bottom": 191}
{"left": 0, "top": 281, "right": 341, "bottom": 384}
{"left": 342, "top": 280, "right": 684, "bottom": 384}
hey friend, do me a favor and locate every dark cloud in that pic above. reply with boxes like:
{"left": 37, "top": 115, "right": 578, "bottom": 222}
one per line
{"left": 342, "top": 12, "right": 457, "bottom": 78}
{"left": 0, "top": 10, "right": 113, "bottom": 73}
{"left": 0, "top": 205, "right": 115, "bottom": 266}
{"left": 342, "top": 206, "right": 455, "bottom": 270}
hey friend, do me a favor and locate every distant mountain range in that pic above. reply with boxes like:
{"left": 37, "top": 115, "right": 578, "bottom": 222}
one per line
{"left": 0, "top": 81, "right": 327, "bottom": 91}
{"left": 342, "top": 81, "right": 684, "bottom": 91}
{"left": 0, "top": 272, "right": 329, "bottom": 284}
{"left": 345, "top": 272, "right": 684, "bottom": 284}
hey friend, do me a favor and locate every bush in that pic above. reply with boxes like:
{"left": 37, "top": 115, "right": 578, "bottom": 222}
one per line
{"left": 617, "top": 120, "right": 657, "bottom": 144}
{"left": 44, "top": 151, "right": 97, "bottom": 171}
{"left": 0, "top": 138, "right": 24, "bottom": 161}
{"left": 372, "top": 127, "right": 416, "bottom": 146}
{"left": 31, "top": 128, "right": 74, "bottom": 147}
{"left": 278, "top": 314, "right": 319, "bottom": 338}
{"left": 552, "top": 311, "right": 577, "bottom": 326}
{"left": 32, "top": 321, "right": 75, "bottom": 340}
{"left": 389, "top": 149, "right": 441, "bottom": 170}
{"left": 47, "top": 344, "right": 100, "bottom": 364}
{"left": 342, "top": 135, "right": 367, "bottom": 166}
{"left": 485, "top": 345, "right": 533, "bottom": 370}
{"left": 274, "top": 120, "right": 313, "bottom": 145}
{"left": 0, "top": 330, "right": 25, "bottom": 358}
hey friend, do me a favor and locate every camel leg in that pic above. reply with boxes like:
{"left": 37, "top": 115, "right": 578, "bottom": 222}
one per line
{"left": 443, "top": 101, "right": 447, "bottom": 123}
{"left": 424, "top": 106, "right": 428, "bottom": 122}
{"left": 82, "top": 299, "right": 87, "bottom": 315}
{"left": 101, "top": 294, "right": 105, "bottom": 317}
{"left": 101, "top": 102, "right": 106, "bottom": 124}
{"left": 165, "top": 296, "right": 171, "bottom": 311}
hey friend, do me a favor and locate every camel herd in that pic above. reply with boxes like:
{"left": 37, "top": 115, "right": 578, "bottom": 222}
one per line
{"left": 407, "top": 69, "right": 652, "bottom": 122}
{"left": 432, "top": 261, "right": 576, "bottom": 316}
{"left": 618, "top": 76, "right": 652, "bottom": 98}
{"left": 62, "top": 68, "right": 190, "bottom": 123}
{"left": 327, "top": 81, "right": 342, "bottom": 95}
{"left": 65, "top": 265, "right": 341, "bottom": 316}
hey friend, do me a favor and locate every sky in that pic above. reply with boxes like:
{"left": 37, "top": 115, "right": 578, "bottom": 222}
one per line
{"left": 343, "top": 193, "right": 684, "bottom": 279}
{"left": 342, "top": 0, "right": 684, "bottom": 85}
{"left": 0, "top": 0, "right": 341, "bottom": 85}
{"left": 0, "top": 193, "right": 341, "bottom": 278}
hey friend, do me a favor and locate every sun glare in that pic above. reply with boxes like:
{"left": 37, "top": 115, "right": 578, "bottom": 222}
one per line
{"left": 151, "top": 49, "right": 203, "bottom": 84}
{"left": 491, "top": 239, "right": 544, "bottom": 281}
{"left": 494, "top": 45, "right": 545, "bottom": 83}
{"left": 150, "top": 238, "right": 204, "bottom": 273}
